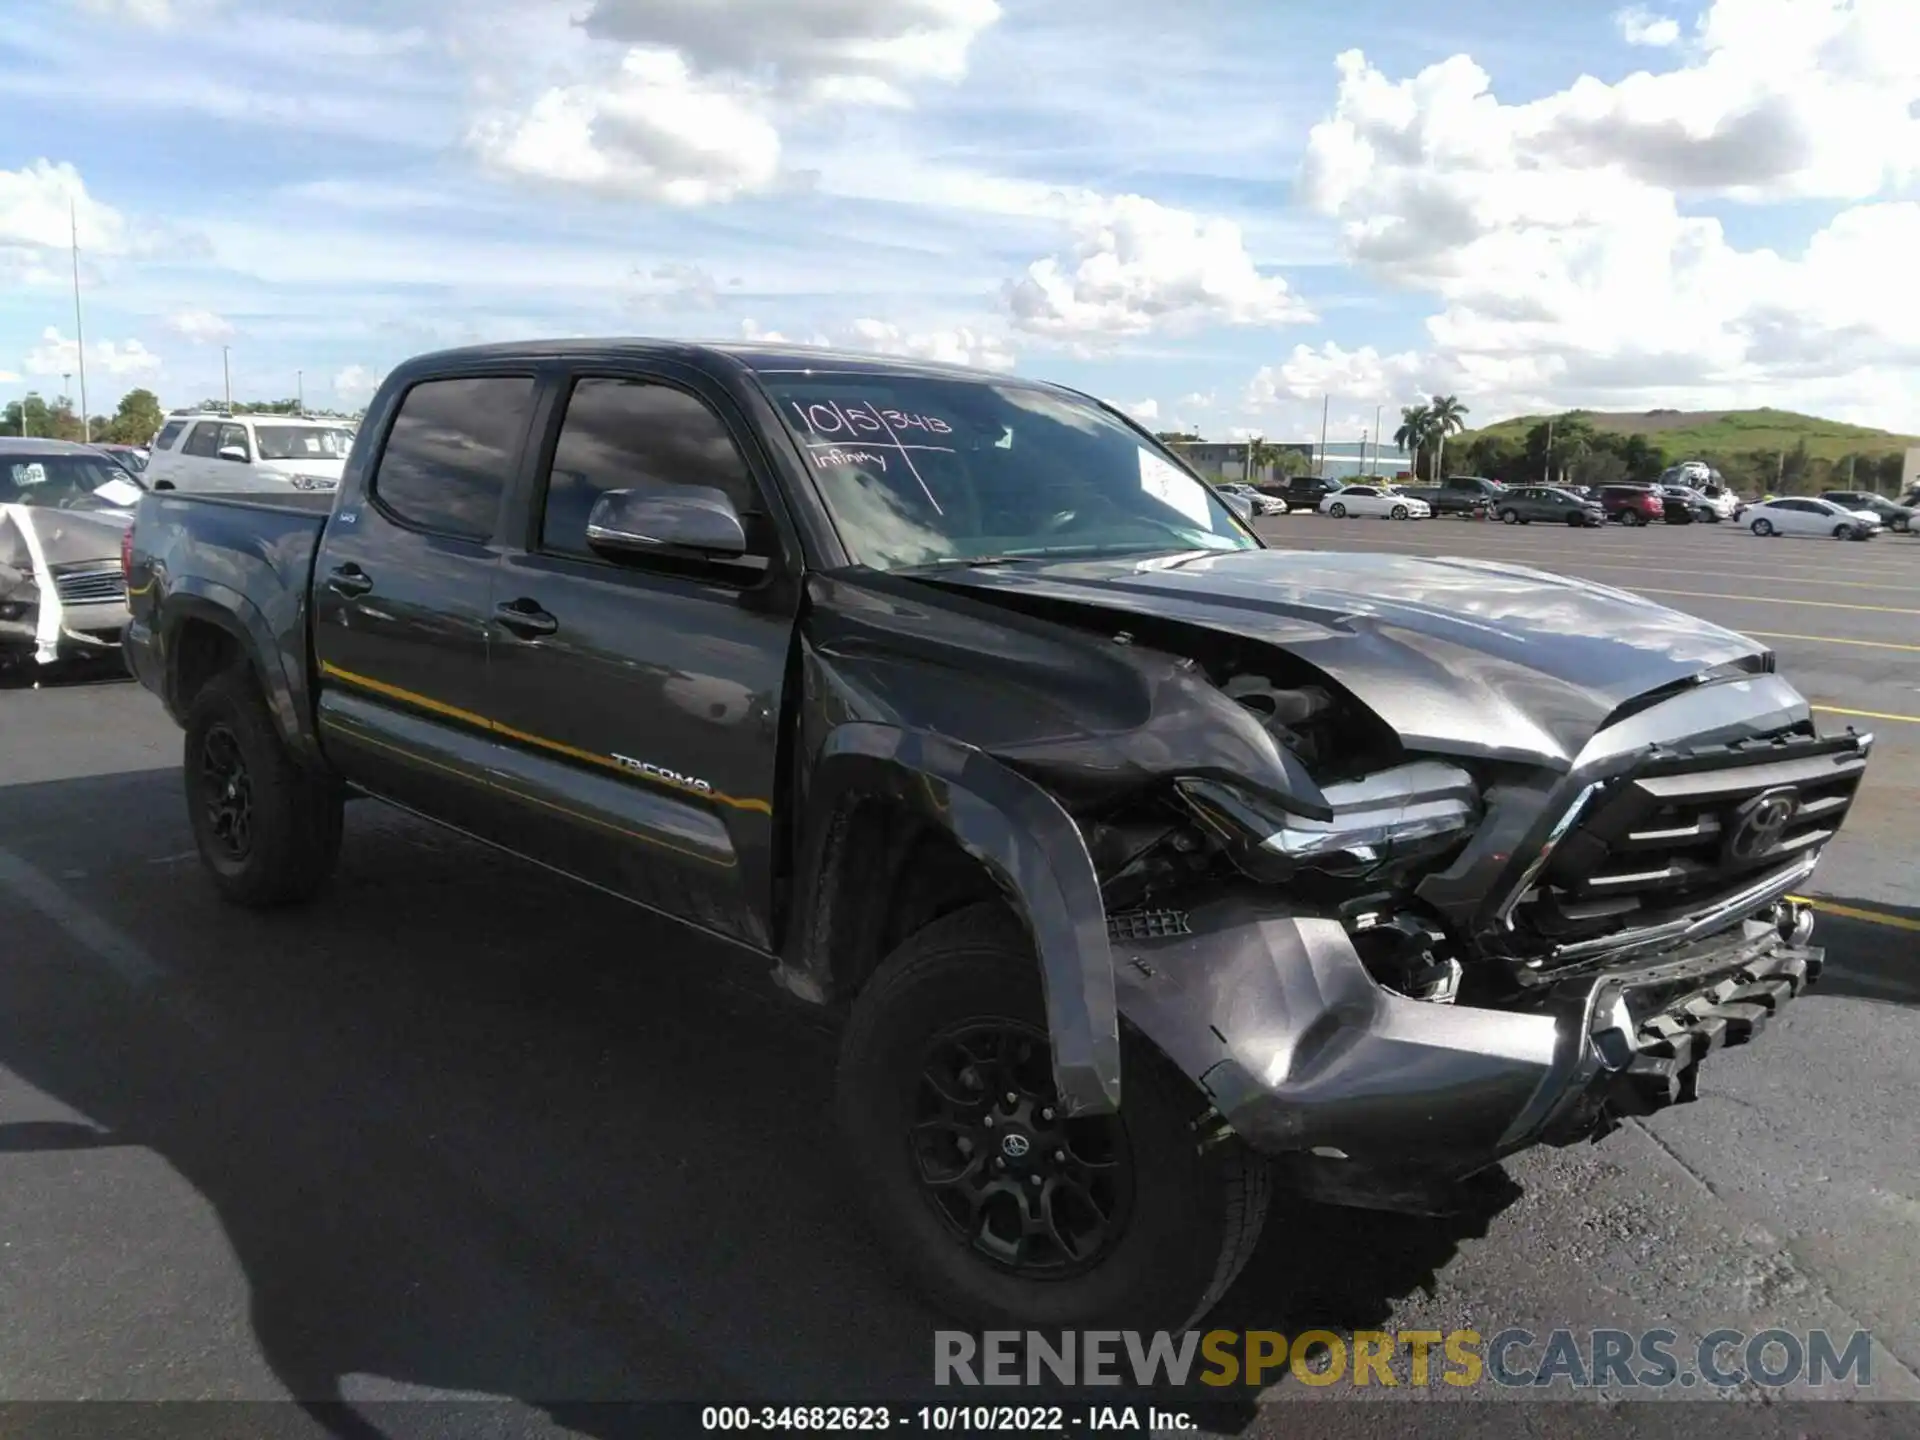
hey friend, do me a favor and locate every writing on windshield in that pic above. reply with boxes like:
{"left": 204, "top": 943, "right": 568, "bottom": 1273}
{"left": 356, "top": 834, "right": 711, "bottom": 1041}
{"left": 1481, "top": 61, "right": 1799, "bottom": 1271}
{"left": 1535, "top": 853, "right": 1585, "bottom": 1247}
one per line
{"left": 758, "top": 372, "right": 1256, "bottom": 570}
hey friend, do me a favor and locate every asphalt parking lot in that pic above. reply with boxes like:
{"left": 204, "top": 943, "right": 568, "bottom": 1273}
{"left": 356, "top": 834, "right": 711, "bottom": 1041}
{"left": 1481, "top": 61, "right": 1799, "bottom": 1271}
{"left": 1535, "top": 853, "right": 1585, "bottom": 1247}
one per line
{"left": 0, "top": 515, "right": 1915, "bottom": 1435}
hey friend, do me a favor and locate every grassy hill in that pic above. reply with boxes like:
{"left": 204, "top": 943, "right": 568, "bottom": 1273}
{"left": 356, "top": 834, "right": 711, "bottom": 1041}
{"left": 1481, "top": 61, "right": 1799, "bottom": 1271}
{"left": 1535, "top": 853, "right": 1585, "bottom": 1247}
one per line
{"left": 1458, "top": 407, "right": 1918, "bottom": 464}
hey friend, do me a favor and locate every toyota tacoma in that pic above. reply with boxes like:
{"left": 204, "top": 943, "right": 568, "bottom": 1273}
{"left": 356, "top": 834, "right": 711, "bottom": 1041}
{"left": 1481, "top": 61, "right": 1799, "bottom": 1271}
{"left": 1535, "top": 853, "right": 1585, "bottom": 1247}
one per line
{"left": 122, "top": 341, "right": 1870, "bottom": 1331}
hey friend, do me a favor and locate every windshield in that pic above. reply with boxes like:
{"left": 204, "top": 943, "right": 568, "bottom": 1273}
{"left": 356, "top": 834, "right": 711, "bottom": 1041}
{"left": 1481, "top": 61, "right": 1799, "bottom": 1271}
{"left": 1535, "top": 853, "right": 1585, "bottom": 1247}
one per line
{"left": 757, "top": 372, "right": 1258, "bottom": 569}
{"left": 1, "top": 455, "right": 140, "bottom": 510}
{"left": 253, "top": 425, "right": 354, "bottom": 462}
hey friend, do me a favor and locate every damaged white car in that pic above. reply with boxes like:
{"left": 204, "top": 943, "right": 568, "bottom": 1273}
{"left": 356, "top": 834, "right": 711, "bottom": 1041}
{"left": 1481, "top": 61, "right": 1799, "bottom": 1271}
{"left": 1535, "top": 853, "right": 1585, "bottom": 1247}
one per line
{"left": 0, "top": 439, "right": 143, "bottom": 673}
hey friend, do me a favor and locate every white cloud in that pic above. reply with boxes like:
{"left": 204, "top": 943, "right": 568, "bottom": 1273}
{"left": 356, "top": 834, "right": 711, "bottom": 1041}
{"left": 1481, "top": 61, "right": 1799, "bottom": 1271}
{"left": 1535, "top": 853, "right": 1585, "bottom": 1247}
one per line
{"left": 1615, "top": 7, "right": 1683, "bottom": 47}
{"left": 1, "top": 159, "right": 129, "bottom": 255}
{"left": 1246, "top": 342, "right": 1432, "bottom": 408}
{"left": 332, "top": 365, "right": 382, "bottom": 406}
{"left": 845, "top": 318, "right": 1015, "bottom": 370}
{"left": 23, "top": 327, "right": 162, "bottom": 379}
{"left": 166, "top": 309, "right": 235, "bottom": 344}
{"left": 470, "top": 0, "right": 1002, "bottom": 204}
{"left": 1297, "top": 1, "right": 1920, "bottom": 420}
{"left": 0, "top": 371, "right": 20, "bottom": 384}
{"left": 70, "top": 0, "right": 191, "bottom": 25}
{"left": 470, "top": 50, "right": 781, "bottom": 205}
{"left": 1004, "top": 192, "right": 1313, "bottom": 342}
{"left": 1124, "top": 399, "right": 1160, "bottom": 423}
{"left": 578, "top": 0, "right": 1002, "bottom": 105}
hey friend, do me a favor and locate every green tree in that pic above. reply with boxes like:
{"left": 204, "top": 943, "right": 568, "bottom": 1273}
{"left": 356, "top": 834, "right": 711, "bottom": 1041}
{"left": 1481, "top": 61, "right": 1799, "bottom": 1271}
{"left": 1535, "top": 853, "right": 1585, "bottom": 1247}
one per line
{"left": 1571, "top": 450, "right": 1629, "bottom": 489}
{"left": 1394, "top": 404, "right": 1435, "bottom": 478}
{"left": 1426, "top": 395, "right": 1470, "bottom": 481}
{"left": 3, "top": 392, "right": 55, "bottom": 438}
{"left": 1154, "top": 430, "right": 1202, "bottom": 444}
{"left": 105, "top": 388, "right": 166, "bottom": 446}
{"left": 1271, "top": 448, "right": 1311, "bottom": 478}
{"left": 1464, "top": 433, "right": 1526, "bottom": 484}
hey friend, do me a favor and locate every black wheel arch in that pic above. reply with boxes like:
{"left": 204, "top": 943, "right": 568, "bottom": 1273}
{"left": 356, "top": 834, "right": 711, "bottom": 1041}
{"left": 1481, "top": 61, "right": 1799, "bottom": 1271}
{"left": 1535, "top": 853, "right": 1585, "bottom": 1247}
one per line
{"left": 779, "top": 722, "right": 1122, "bottom": 1116}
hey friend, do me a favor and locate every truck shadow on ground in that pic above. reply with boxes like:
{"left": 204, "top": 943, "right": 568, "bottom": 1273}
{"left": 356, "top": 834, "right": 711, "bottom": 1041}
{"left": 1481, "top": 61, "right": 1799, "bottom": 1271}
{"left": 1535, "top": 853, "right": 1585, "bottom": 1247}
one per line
{"left": 0, "top": 771, "right": 1521, "bottom": 1435}
{"left": 1806, "top": 899, "right": 1920, "bottom": 1008}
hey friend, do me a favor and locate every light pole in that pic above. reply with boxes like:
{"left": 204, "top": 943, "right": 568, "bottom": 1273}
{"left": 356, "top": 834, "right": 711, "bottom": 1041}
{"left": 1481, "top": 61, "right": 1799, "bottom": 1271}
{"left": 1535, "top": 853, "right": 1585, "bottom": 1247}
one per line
{"left": 223, "top": 346, "right": 232, "bottom": 411}
{"left": 62, "top": 373, "right": 71, "bottom": 414}
{"left": 1372, "top": 404, "right": 1382, "bottom": 475}
{"left": 70, "top": 199, "right": 90, "bottom": 442}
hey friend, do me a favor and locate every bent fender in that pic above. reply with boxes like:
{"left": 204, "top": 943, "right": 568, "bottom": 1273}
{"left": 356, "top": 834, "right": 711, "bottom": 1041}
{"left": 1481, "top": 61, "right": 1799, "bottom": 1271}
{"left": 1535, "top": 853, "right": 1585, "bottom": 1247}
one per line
{"left": 792, "top": 721, "right": 1122, "bottom": 1116}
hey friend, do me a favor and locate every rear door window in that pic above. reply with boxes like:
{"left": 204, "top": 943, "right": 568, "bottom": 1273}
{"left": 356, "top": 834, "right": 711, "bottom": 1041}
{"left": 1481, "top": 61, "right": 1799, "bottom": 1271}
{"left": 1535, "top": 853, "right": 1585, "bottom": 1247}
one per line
{"left": 181, "top": 422, "right": 223, "bottom": 458}
{"left": 370, "top": 376, "right": 537, "bottom": 541}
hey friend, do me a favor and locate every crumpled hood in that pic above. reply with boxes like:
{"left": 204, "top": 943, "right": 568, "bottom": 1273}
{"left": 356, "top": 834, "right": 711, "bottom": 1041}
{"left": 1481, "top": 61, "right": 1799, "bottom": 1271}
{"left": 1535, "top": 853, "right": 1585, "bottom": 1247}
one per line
{"left": 909, "top": 547, "right": 1771, "bottom": 769}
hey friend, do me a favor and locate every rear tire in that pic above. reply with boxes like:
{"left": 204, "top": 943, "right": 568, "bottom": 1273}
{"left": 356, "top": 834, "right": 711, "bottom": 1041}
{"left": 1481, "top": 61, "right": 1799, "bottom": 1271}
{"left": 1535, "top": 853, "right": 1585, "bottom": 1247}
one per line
{"left": 183, "top": 663, "right": 343, "bottom": 908}
{"left": 836, "top": 903, "right": 1270, "bottom": 1331}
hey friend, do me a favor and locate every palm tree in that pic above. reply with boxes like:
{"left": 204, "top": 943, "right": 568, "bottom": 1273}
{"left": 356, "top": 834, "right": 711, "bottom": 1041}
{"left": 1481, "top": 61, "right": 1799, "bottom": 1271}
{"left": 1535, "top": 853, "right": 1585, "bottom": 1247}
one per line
{"left": 1427, "top": 395, "right": 1470, "bottom": 482}
{"left": 1394, "top": 404, "right": 1434, "bottom": 479}
{"left": 1245, "top": 434, "right": 1277, "bottom": 484}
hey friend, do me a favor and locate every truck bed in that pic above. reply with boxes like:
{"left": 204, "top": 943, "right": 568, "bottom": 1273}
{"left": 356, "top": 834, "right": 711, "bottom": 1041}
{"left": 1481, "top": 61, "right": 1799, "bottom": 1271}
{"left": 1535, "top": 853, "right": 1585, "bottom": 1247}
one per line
{"left": 123, "top": 488, "right": 335, "bottom": 738}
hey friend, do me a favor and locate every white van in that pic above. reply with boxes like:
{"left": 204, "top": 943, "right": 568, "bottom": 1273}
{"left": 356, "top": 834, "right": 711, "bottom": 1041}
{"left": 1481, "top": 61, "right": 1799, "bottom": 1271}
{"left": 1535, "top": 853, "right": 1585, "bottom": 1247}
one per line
{"left": 145, "top": 412, "right": 355, "bottom": 494}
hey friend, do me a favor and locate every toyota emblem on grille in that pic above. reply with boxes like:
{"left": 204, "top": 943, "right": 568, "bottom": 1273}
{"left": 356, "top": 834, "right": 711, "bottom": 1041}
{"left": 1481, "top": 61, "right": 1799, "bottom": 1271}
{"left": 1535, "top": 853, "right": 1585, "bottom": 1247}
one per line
{"left": 1724, "top": 786, "right": 1799, "bottom": 863}
{"left": 1000, "top": 1133, "right": 1030, "bottom": 1159}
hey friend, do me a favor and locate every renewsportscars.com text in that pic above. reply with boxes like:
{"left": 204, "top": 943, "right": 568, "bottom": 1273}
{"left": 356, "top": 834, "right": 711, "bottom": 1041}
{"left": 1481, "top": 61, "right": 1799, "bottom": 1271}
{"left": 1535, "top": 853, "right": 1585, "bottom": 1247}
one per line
{"left": 935, "top": 1328, "right": 1875, "bottom": 1391}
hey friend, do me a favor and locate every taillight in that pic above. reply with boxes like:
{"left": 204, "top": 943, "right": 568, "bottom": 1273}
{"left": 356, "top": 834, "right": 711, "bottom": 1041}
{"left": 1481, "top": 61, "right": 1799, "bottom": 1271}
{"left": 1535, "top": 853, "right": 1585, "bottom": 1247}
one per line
{"left": 121, "top": 527, "right": 134, "bottom": 581}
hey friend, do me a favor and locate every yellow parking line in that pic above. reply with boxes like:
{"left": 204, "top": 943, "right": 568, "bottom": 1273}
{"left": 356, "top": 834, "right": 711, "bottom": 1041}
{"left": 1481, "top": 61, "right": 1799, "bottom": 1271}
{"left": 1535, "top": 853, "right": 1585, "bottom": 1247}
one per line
{"left": 1813, "top": 704, "right": 1920, "bottom": 724}
{"left": 1788, "top": 896, "right": 1920, "bottom": 933}
{"left": 1744, "top": 631, "right": 1920, "bottom": 653}
{"left": 1635, "top": 588, "right": 1920, "bottom": 616}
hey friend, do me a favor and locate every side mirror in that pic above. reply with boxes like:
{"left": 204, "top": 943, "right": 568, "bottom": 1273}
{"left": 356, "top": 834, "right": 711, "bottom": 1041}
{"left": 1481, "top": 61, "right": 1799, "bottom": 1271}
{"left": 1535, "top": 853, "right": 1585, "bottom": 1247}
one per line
{"left": 217, "top": 446, "right": 248, "bottom": 463}
{"left": 585, "top": 485, "right": 747, "bottom": 561}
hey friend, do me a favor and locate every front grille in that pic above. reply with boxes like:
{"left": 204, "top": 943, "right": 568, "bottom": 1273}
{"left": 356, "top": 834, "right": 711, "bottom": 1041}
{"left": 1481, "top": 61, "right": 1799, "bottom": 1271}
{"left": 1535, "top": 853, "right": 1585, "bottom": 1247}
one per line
{"left": 52, "top": 567, "right": 127, "bottom": 605}
{"left": 1509, "top": 731, "right": 1867, "bottom": 968}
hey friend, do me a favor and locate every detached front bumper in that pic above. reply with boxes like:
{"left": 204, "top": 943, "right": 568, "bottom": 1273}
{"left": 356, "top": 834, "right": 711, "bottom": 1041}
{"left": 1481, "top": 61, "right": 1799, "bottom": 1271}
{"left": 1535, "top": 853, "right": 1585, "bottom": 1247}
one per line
{"left": 1113, "top": 895, "right": 1821, "bottom": 1213}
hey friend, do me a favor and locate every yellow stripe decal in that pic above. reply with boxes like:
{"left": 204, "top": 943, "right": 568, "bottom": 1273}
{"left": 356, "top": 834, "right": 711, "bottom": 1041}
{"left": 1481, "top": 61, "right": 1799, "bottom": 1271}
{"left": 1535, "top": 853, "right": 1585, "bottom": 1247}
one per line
{"left": 318, "top": 714, "right": 735, "bottom": 868}
{"left": 1812, "top": 704, "right": 1920, "bottom": 725}
{"left": 1789, "top": 895, "right": 1920, "bottom": 934}
{"left": 317, "top": 659, "right": 772, "bottom": 814}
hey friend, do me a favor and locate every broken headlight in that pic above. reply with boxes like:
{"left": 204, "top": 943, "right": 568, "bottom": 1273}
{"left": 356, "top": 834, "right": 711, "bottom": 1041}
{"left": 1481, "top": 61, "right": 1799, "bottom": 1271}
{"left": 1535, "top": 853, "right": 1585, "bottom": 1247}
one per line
{"left": 1176, "top": 759, "right": 1482, "bottom": 880}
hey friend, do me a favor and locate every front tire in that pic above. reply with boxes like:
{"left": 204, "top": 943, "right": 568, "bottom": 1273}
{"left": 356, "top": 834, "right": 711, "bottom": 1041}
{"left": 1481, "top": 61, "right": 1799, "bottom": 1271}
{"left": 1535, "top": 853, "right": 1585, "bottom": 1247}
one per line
{"left": 1751, "top": 518, "right": 1775, "bottom": 536}
{"left": 1328, "top": 502, "right": 1347, "bottom": 518}
{"left": 1499, "top": 508, "right": 1519, "bottom": 525}
{"left": 836, "top": 903, "right": 1269, "bottom": 1331}
{"left": 1390, "top": 505, "right": 1409, "bottom": 520}
{"left": 1833, "top": 524, "right": 1854, "bottom": 540}
{"left": 183, "top": 663, "right": 343, "bottom": 908}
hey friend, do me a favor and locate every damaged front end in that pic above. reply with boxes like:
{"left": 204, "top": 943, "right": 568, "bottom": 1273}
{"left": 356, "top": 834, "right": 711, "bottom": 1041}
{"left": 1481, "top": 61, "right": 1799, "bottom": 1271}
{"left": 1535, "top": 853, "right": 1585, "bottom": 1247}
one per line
{"left": 802, "top": 558, "right": 1867, "bottom": 1210}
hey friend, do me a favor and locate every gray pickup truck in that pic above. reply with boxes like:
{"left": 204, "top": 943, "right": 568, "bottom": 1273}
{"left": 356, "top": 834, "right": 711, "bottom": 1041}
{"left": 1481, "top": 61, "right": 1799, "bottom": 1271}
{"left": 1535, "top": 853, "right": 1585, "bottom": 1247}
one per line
{"left": 1403, "top": 474, "right": 1507, "bottom": 517}
{"left": 123, "top": 339, "right": 1869, "bottom": 1331}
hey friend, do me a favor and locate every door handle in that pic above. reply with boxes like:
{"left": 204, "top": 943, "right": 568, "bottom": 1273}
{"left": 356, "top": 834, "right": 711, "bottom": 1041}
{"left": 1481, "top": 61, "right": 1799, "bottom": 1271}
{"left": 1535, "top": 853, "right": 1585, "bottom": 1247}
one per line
{"left": 494, "top": 599, "right": 558, "bottom": 638}
{"left": 325, "top": 564, "right": 373, "bottom": 597}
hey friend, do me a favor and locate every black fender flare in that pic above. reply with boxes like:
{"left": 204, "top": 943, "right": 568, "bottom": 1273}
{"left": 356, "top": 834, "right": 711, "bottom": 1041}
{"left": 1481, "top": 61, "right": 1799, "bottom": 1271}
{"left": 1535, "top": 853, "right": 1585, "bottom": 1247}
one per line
{"left": 781, "top": 721, "right": 1122, "bottom": 1117}
{"left": 157, "top": 584, "right": 321, "bottom": 765}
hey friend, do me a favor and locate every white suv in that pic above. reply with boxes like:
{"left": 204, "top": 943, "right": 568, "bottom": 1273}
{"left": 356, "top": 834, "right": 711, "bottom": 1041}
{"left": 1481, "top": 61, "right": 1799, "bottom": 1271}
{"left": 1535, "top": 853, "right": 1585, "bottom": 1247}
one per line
{"left": 146, "top": 412, "right": 355, "bottom": 494}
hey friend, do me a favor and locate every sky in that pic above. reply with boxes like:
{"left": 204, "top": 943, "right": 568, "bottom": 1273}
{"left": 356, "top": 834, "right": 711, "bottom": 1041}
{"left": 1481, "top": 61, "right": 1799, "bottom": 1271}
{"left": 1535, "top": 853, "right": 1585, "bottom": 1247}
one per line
{"left": 3, "top": 0, "right": 1918, "bottom": 446}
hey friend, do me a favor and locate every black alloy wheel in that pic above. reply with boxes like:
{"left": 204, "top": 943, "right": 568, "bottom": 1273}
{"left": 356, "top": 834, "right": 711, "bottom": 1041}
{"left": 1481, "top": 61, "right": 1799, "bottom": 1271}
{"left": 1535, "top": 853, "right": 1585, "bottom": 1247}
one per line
{"left": 912, "top": 1019, "right": 1132, "bottom": 1277}
{"left": 198, "top": 722, "right": 254, "bottom": 861}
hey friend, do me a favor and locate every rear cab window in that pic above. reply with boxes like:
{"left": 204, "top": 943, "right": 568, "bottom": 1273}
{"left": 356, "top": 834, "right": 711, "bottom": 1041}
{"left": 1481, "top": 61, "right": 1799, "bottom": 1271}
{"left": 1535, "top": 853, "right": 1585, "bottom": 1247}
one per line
{"left": 369, "top": 375, "right": 538, "bottom": 541}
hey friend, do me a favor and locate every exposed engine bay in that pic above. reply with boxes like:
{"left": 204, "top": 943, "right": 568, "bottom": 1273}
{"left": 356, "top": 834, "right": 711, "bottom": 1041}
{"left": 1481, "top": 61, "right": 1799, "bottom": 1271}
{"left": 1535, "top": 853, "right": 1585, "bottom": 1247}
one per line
{"left": 1074, "top": 629, "right": 1483, "bottom": 1006}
